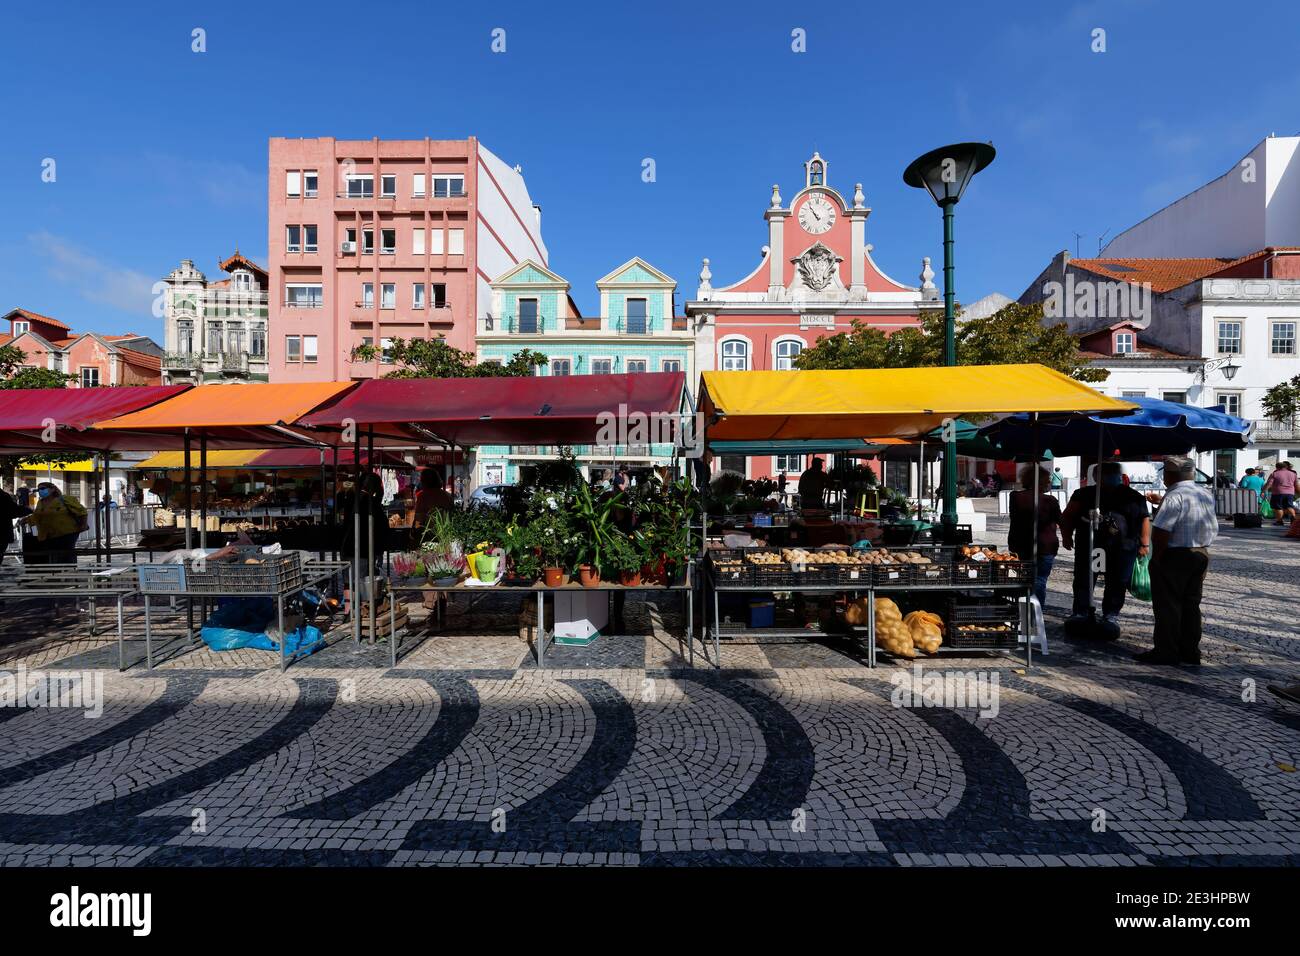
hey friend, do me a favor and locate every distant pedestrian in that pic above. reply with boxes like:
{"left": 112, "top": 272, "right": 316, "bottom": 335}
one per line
{"left": 1007, "top": 464, "right": 1062, "bottom": 607}
{"left": 1060, "top": 462, "right": 1151, "bottom": 638}
{"left": 0, "top": 485, "right": 32, "bottom": 562}
{"left": 23, "top": 482, "right": 87, "bottom": 565}
{"left": 1239, "top": 467, "right": 1264, "bottom": 501}
{"left": 1264, "top": 461, "right": 1297, "bottom": 525}
{"left": 1139, "top": 456, "right": 1218, "bottom": 666}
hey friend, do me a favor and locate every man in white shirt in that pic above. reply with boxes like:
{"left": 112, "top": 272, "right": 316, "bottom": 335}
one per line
{"left": 1138, "top": 456, "right": 1218, "bottom": 666}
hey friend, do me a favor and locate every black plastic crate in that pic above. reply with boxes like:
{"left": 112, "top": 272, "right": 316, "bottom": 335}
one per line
{"left": 824, "top": 562, "right": 873, "bottom": 586}
{"left": 947, "top": 595, "right": 1021, "bottom": 623}
{"left": 948, "top": 622, "right": 1020, "bottom": 648}
{"left": 913, "top": 562, "right": 953, "bottom": 586}
{"left": 992, "top": 559, "right": 1034, "bottom": 584}
{"left": 748, "top": 561, "right": 794, "bottom": 586}
{"left": 870, "top": 563, "right": 916, "bottom": 587}
{"left": 216, "top": 552, "right": 303, "bottom": 593}
{"left": 137, "top": 561, "right": 224, "bottom": 594}
{"left": 951, "top": 561, "right": 994, "bottom": 585}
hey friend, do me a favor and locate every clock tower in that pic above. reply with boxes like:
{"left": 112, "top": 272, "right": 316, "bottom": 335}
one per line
{"left": 687, "top": 152, "right": 939, "bottom": 477}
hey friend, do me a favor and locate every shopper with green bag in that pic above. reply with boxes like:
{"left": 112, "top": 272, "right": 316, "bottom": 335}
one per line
{"left": 1260, "top": 495, "right": 1274, "bottom": 519}
{"left": 1128, "top": 554, "right": 1151, "bottom": 602}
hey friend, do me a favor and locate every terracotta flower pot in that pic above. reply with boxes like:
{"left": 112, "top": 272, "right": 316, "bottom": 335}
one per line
{"left": 578, "top": 565, "right": 601, "bottom": 588}
{"left": 619, "top": 569, "right": 642, "bottom": 587}
{"left": 543, "top": 567, "right": 564, "bottom": 588}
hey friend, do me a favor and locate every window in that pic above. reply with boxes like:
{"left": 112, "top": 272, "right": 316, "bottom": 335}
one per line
{"left": 226, "top": 324, "right": 244, "bottom": 355}
{"left": 381, "top": 229, "right": 396, "bottom": 254}
{"left": 1163, "top": 391, "right": 1187, "bottom": 404}
{"left": 285, "top": 335, "right": 301, "bottom": 362}
{"left": 625, "top": 298, "right": 648, "bottom": 334}
{"left": 429, "top": 229, "right": 444, "bottom": 255}
{"left": 1215, "top": 392, "right": 1241, "bottom": 417}
{"left": 284, "top": 284, "right": 323, "bottom": 308}
{"left": 551, "top": 359, "right": 571, "bottom": 376}
{"left": 433, "top": 175, "right": 464, "bottom": 198}
{"left": 177, "top": 320, "right": 193, "bottom": 354}
{"left": 79, "top": 366, "right": 99, "bottom": 388}
{"left": 721, "top": 339, "right": 749, "bottom": 371}
{"left": 304, "top": 224, "right": 317, "bottom": 253}
{"left": 207, "top": 322, "right": 223, "bottom": 354}
{"left": 518, "top": 298, "right": 539, "bottom": 333}
{"left": 809, "top": 161, "right": 824, "bottom": 186}
{"left": 1216, "top": 320, "right": 1242, "bottom": 354}
{"left": 1121, "top": 390, "right": 1145, "bottom": 399}
{"left": 346, "top": 174, "right": 374, "bottom": 198}
{"left": 412, "top": 228, "right": 425, "bottom": 255}
{"left": 286, "top": 171, "right": 301, "bottom": 197}
{"left": 303, "top": 171, "right": 317, "bottom": 198}
{"left": 775, "top": 339, "right": 803, "bottom": 370}
{"left": 718, "top": 456, "right": 746, "bottom": 476}
{"left": 1114, "top": 332, "right": 1135, "bottom": 354}
{"left": 381, "top": 283, "right": 395, "bottom": 309}
{"left": 381, "top": 174, "right": 396, "bottom": 198}
{"left": 380, "top": 337, "right": 394, "bottom": 363}
{"left": 661, "top": 359, "right": 682, "bottom": 373}
{"left": 413, "top": 283, "right": 425, "bottom": 309}
{"left": 286, "top": 225, "right": 301, "bottom": 253}
{"left": 448, "top": 229, "right": 465, "bottom": 255}
{"left": 431, "top": 283, "right": 447, "bottom": 308}
{"left": 412, "top": 174, "right": 425, "bottom": 198}
{"left": 592, "top": 358, "right": 612, "bottom": 375}
{"left": 250, "top": 328, "right": 266, "bottom": 357}
{"left": 362, "top": 229, "right": 374, "bottom": 255}
{"left": 1271, "top": 321, "right": 1296, "bottom": 355}
{"left": 343, "top": 227, "right": 357, "bottom": 251}
{"left": 627, "top": 359, "right": 648, "bottom": 374}
{"left": 361, "top": 283, "right": 374, "bottom": 308}
{"left": 13, "top": 320, "right": 29, "bottom": 335}
{"left": 303, "top": 335, "right": 318, "bottom": 364}
{"left": 775, "top": 454, "right": 802, "bottom": 473}
{"left": 233, "top": 271, "right": 252, "bottom": 292}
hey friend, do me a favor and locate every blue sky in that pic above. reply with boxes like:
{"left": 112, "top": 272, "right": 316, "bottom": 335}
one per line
{"left": 1, "top": 0, "right": 1297, "bottom": 339}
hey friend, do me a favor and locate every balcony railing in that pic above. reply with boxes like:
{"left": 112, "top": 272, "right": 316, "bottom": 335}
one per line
{"left": 163, "top": 353, "right": 200, "bottom": 370}
{"left": 1252, "top": 418, "right": 1300, "bottom": 443}
{"left": 479, "top": 314, "right": 545, "bottom": 334}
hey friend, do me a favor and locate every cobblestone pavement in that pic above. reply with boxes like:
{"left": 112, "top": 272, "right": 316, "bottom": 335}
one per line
{"left": 0, "top": 520, "right": 1297, "bottom": 867}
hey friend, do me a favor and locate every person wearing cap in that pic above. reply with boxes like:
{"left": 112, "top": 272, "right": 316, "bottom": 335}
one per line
{"left": 23, "top": 482, "right": 87, "bottom": 564}
{"left": 1139, "top": 455, "right": 1218, "bottom": 665}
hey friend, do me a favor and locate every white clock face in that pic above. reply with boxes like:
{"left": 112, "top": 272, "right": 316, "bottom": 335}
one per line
{"left": 798, "top": 194, "right": 836, "bottom": 234}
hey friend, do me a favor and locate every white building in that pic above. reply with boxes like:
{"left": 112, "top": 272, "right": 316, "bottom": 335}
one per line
{"left": 160, "top": 253, "right": 270, "bottom": 384}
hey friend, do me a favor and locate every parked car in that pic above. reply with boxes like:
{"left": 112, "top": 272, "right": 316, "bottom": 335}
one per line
{"left": 468, "top": 484, "right": 510, "bottom": 509}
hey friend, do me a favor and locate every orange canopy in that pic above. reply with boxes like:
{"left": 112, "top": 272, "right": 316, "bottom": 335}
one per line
{"left": 95, "top": 382, "right": 356, "bottom": 447}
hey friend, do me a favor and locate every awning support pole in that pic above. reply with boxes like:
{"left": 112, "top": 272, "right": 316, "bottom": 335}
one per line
{"left": 1029, "top": 413, "right": 1039, "bottom": 668}
{"left": 318, "top": 448, "right": 326, "bottom": 561}
{"left": 367, "top": 426, "right": 376, "bottom": 646}
{"left": 353, "top": 425, "right": 362, "bottom": 645}
{"left": 102, "top": 451, "right": 112, "bottom": 566}
{"left": 183, "top": 429, "right": 192, "bottom": 552}
{"left": 199, "top": 433, "right": 208, "bottom": 552}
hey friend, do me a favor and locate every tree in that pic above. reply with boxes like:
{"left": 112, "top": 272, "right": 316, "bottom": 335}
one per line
{"left": 351, "top": 337, "right": 546, "bottom": 379}
{"left": 1262, "top": 374, "right": 1300, "bottom": 424}
{"left": 793, "top": 302, "right": 1109, "bottom": 382}
{"left": 0, "top": 343, "right": 74, "bottom": 389}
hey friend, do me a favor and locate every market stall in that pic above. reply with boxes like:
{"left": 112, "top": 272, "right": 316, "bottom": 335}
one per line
{"left": 298, "top": 371, "right": 695, "bottom": 666}
{"left": 697, "top": 364, "right": 1137, "bottom": 667}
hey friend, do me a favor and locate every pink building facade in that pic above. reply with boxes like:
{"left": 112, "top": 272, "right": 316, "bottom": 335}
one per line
{"left": 267, "top": 137, "right": 547, "bottom": 381}
{"left": 684, "top": 153, "right": 936, "bottom": 479}
{"left": 2, "top": 308, "right": 162, "bottom": 387}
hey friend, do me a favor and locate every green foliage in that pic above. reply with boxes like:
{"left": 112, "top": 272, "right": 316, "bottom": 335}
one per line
{"left": 794, "top": 302, "right": 1109, "bottom": 383}
{"left": 350, "top": 336, "right": 546, "bottom": 379}
{"left": 0, "top": 344, "right": 74, "bottom": 389}
{"left": 1262, "top": 374, "right": 1300, "bottom": 424}
{"left": 566, "top": 482, "right": 623, "bottom": 574}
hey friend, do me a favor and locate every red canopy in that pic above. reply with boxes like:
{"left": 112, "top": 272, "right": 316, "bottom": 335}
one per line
{"left": 299, "top": 372, "right": 688, "bottom": 447}
{"left": 0, "top": 385, "right": 191, "bottom": 453}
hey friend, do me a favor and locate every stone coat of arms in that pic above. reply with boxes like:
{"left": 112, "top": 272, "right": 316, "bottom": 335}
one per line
{"left": 793, "top": 243, "right": 842, "bottom": 292}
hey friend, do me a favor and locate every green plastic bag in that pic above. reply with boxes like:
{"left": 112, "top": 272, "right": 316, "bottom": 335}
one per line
{"left": 1260, "top": 497, "right": 1274, "bottom": 519}
{"left": 1129, "top": 554, "right": 1151, "bottom": 602}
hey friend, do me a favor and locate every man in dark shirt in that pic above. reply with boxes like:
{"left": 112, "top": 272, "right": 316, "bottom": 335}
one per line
{"left": 1059, "top": 462, "right": 1151, "bottom": 637}
{"left": 797, "top": 458, "right": 829, "bottom": 510}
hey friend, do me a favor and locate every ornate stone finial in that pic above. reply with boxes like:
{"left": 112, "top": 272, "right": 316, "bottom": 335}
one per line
{"left": 853, "top": 183, "right": 865, "bottom": 209}
{"left": 697, "top": 257, "right": 713, "bottom": 300}
{"left": 920, "top": 257, "right": 939, "bottom": 299}
{"left": 771, "top": 184, "right": 782, "bottom": 208}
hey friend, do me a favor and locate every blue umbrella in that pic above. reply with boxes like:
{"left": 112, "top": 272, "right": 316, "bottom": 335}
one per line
{"left": 978, "top": 397, "right": 1252, "bottom": 458}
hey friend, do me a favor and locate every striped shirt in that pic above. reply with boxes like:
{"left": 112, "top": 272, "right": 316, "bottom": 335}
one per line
{"left": 1153, "top": 481, "right": 1218, "bottom": 548}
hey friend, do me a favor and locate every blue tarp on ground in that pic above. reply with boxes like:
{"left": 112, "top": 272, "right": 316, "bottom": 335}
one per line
{"left": 201, "top": 598, "right": 325, "bottom": 656}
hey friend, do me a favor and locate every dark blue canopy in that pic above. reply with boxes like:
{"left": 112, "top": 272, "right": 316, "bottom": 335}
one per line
{"left": 978, "top": 397, "right": 1252, "bottom": 458}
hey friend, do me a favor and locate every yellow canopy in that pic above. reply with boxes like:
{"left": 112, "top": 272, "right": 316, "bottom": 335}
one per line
{"left": 17, "top": 458, "right": 95, "bottom": 472}
{"left": 699, "top": 364, "right": 1135, "bottom": 442}
{"left": 134, "top": 450, "right": 264, "bottom": 470}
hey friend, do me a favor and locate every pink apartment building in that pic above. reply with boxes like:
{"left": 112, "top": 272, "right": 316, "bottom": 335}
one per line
{"left": 268, "top": 137, "right": 547, "bottom": 381}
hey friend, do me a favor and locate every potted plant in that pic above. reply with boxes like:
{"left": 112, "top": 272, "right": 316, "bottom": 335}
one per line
{"left": 606, "top": 533, "right": 642, "bottom": 586}
{"left": 425, "top": 556, "right": 464, "bottom": 588}
{"left": 566, "top": 483, "right": 621, "bottom": 588}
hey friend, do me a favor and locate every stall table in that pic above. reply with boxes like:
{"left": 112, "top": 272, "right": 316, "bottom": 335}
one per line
{"left": 0, "top": 564, "right": 140, "bottom": 670}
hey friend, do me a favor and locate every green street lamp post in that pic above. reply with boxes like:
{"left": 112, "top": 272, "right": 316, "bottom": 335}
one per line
{"left": 903, "top": 142, "right": 996, "bottom": 536}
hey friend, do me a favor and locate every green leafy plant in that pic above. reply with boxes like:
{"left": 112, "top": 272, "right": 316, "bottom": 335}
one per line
{"left": 604, "top": 532, "right": 641, "bottom": 575}
{"left": 566, "top": 482, "right": 623, "bottom": 574}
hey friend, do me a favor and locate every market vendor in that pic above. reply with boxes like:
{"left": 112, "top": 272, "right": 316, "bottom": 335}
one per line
{"left": 797, "top": 457, "right": 829, "bottom": 510}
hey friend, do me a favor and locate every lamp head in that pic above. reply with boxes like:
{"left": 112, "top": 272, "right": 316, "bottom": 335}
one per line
{"left": 903, "top": 142, "right": 996, "bottom": 207}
